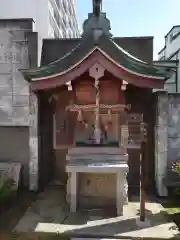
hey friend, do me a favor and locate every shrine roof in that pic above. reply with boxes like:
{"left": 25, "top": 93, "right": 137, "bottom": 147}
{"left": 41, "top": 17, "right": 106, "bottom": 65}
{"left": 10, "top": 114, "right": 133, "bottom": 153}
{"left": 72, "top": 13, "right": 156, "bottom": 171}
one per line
{"left": 22, "top": 32, "right": 167, "bottom": 81}
{"left": 40, "top": 36, "right": 153, "bottom": 66}
{"left": 21, "top": 7, "right": 170, "bottom": 85}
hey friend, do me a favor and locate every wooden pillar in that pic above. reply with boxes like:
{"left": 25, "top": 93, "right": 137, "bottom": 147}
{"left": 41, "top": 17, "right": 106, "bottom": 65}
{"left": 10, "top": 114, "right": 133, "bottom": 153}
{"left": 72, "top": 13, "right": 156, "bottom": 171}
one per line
{"left": 94, "top": 78, "right": 101, "bottom": 144}
{"left": 140, "top": 123, "right": 147, "bottom": 221}
{"left": 89, "top": 63, "right": 105, "bottom": 144}
{"left": 140, "top": 141, "right": 146, "bottom": 221}
{"left": 29, "top": 90, "right": 39, "bottom": 191}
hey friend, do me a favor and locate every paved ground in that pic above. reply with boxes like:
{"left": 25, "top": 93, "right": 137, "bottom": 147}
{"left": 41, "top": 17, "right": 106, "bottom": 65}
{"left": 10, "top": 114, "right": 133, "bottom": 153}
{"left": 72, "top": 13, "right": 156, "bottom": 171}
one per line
{"left": 0, "top": 190, "right": 36, "bottom": 232}
{"left": 14, "top": 186, "right": 180, "bottom": 239}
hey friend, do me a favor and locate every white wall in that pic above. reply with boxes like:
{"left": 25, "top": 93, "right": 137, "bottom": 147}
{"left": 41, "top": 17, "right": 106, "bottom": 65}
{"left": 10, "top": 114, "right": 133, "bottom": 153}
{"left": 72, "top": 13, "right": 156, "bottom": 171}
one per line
{"left": 165, "top": 35, "right": 180, "bottom": 59}
{"left": 177, "top": 51, "right": 180, "bottom": 93}
{"left": 158, "top": 27, "right": 180, "bottom": 94}
{"left": 0, "top": 0, "right": 50, "bottom": 65}
{"left": 0, "top": 0, "right": 49, "bottom": 38}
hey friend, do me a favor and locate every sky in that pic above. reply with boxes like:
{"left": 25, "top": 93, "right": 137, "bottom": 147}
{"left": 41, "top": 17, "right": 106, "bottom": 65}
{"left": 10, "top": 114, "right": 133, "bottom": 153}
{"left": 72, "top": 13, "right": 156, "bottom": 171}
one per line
{"left": 76, "top": 0, "right": 180, "bottom": 59}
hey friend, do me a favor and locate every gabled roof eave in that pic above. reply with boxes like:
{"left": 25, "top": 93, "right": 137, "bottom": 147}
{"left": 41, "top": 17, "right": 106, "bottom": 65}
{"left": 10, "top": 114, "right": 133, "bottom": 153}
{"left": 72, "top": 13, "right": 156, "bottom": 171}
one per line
{"left": 27, "top": 46, "right": 166, "bottom": 82}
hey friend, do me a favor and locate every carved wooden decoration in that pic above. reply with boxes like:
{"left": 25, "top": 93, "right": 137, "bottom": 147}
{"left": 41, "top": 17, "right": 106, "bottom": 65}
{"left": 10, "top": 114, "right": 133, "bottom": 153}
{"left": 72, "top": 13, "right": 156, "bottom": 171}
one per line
{"left": 89, "top": 63, "right": 105, "bottom": 80}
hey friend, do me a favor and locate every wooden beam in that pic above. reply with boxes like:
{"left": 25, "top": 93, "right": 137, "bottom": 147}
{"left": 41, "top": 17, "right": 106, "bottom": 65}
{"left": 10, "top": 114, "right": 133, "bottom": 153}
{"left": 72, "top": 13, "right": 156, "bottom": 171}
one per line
{"left": 140, "top": 123, "right": 147, "bottom": 221}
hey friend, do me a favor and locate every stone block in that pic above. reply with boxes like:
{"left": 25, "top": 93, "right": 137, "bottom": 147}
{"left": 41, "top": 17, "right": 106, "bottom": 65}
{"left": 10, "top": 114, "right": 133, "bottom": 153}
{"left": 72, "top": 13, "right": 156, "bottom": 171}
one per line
{"left": 10, "top": 29, "right": 26, "bottom": 42}
{"left": 0, "top": 43, "right": 20, "bottom": 68}
{"left": 155, "top": 151, "right": 167, "bottom": 176}
{"left": 168, "top": 103, "right": 180, "bottom": 127}
{"left": 29, "top": 116, "right": 38, "bottom": 137}
{"left": 79, "top": 173, "right": 116, "bottom": 201}
{"left": 11, "top": 42, "right": 29, "bottom": 70}
{"left": 13, "top": 95, "right": 29, "bottom": 107}
{"left": 0, "top": 61, "right": 12, "bottom": 73}
{"left": 168, "top": 126, "right": 180, "bottom": 138}
{"left": 12, "top": 71, "right": 29, "bottom": 95}
{"left": 0, "top": 96, "right": 13, "bottom": 125}
{"left": 29, "top": 91, "right": 38, "bottom": 191}
{"left": 0, "top": 74, "right": 12, "bottom": 93}
{"left": 29, "top": 136, "right": 38, "bottom": 190}
{"left": 0, "top": 94, "right": 12, "bottom": 110}
{"left": 0, "top": 29, "right": 12, "bottom": 49}
{"left": 29, "top": 137, "right": 38, "bottom": 160}
{"left": 29, "top": 158, "right": 38, "bottom": 191}
{"left": 0, "top": 162, "right": 21, "bottom": 189}
{"left": 154, "top": 127, "right": 168, "bottom": 153}
{"left": 167, "top": 138, "right": 180, "bottom": 165}
{"left": 156, "top": 115, "right": 168, "bottom": 127}
{"left": 155, "top": 173, "right": 168, "bottom": 197}
{"left": 155, "top": 92, "right": 168, "bottom": 126}
{"left": 12, "top": 106, "right": 29, "bottom": 125}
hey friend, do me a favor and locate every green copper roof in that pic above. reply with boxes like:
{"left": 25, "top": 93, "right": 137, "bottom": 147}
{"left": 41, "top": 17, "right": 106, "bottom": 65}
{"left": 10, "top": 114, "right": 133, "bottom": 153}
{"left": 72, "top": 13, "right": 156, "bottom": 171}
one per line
{"left": 22, "top": 32, "right": 167, "bottom": 81}
{"left": 21, "top": 9, "right": 168, "bottom": 81}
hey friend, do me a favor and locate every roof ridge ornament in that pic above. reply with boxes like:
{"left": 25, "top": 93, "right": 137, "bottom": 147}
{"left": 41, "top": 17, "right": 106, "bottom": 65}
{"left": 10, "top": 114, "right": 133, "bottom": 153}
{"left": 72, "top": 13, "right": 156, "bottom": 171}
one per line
{"left": 93, "top": 0, "right": 102, "bottom": 17}
{"left": 82, "top": 0, "right": 112, "bottom": 39}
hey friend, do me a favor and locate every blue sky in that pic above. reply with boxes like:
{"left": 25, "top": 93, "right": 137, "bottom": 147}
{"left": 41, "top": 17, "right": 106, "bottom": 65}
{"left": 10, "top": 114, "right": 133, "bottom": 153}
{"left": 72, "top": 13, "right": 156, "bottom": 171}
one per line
{"left": 76, "top": 0, "right": 180, "bottom": 59}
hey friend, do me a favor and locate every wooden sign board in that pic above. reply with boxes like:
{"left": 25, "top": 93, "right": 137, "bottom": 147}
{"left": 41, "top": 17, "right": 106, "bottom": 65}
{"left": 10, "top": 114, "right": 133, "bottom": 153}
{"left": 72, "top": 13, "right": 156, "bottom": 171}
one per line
{"left": 121, "top": 113, "right": 147, "bottom": 149}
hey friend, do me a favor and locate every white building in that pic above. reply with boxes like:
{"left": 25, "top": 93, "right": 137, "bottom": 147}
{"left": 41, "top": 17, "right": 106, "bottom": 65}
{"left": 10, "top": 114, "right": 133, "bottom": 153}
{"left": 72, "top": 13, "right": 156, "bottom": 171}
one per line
{"left": 158, "top": 25, "right": 180, "bottom": 93}
{"left": 0, "top": 0, "right": 80, "bottom": 64}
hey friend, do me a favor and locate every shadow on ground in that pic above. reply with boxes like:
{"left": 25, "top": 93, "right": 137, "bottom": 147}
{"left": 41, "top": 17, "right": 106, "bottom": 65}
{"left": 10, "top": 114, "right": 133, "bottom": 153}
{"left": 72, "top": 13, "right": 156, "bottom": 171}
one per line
{"left": 62, "top": 211, "right": 177, "bottom": 235}
{"left": 12, "top": 186, "right": 180, "bottom": 238}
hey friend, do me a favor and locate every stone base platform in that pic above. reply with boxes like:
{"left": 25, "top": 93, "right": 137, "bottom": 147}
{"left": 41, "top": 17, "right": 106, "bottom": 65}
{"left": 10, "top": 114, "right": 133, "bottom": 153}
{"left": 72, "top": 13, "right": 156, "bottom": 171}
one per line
{"left": 66, "top": 147, "right": 129, "bottom": 216}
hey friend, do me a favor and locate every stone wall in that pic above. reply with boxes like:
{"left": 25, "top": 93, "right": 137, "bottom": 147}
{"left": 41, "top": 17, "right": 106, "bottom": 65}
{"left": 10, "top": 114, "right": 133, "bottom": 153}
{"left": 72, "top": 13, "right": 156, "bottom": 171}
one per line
{"left": 0, "top": 20, "right": 32, "bottom": 126}
{"left": 0, "top": 127, "right": 29, "bottom": 186}
{"left": 154, "top": 91, "right": 180, "bottom": 196}
{"left": 0, "top": 19, "right": 38, "bottom": 188}
{"left": 168, "top": 94, "right": 180, "bottom": 164}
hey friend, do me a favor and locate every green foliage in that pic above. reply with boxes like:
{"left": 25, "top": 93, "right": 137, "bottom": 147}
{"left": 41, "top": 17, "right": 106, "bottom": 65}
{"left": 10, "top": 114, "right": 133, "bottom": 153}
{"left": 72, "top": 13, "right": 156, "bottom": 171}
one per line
{"left": 0, "top": 173, "right": 16, "bottom": 203}
{"left": 173, "top": 187, "right": 180, "bottom": 197}
{"left": 171, "top": 160, "right": 180, "bottom": 197}
{"left": 176, "top": 162, "right": 180, "bottom": 175}
{"left": 172, "top": 160, "right": 180, "bottom": 175}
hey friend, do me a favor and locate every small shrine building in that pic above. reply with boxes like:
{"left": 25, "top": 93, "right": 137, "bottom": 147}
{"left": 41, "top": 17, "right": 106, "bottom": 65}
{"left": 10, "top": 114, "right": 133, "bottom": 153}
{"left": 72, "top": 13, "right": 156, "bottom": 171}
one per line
{"left": 22, "top": 1, "right": 169, "bottom": 214}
